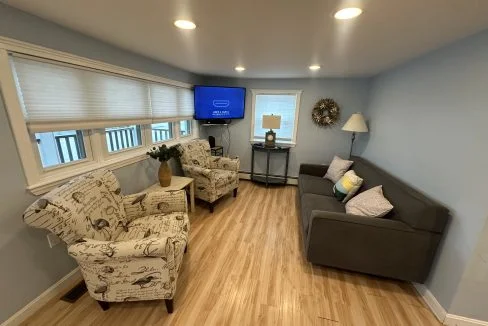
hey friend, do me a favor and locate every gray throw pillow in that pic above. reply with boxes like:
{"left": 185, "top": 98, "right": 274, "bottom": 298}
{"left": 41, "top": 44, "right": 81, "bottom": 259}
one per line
{"left": 345, "top": 185, "right": 394, "bottom": 218}
{"left": 324, "top": 156, "right": 353, "bottom": 183}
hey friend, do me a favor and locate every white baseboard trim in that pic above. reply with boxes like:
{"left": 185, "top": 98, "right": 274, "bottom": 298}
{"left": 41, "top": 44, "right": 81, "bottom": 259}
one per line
{"left": 239, "top": 172, "right": 298, "bottom": 185}
{"left": 412, "top": 283, "right": 447, "bottom": 323}
{"left": 1, "top": 267, "right": 81, "bottom": 326}
{"left": 444, "top": 315, "right": 488, "bottom": 326}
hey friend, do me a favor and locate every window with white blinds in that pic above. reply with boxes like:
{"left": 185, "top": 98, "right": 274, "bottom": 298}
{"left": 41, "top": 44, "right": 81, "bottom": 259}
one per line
{"left": 10, "top": 55, "right": 194, "bottom": 132}
{"left": 251, "top": 90, "right": 302, "bottom": 144}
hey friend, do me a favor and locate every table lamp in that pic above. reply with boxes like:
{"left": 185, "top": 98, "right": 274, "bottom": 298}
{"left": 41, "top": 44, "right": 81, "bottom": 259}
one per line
{"left": 342, "top": 113, "right": 368, "bottom": 158}
{"left": 262, "top": 115, "right": 281, "bottom": 148}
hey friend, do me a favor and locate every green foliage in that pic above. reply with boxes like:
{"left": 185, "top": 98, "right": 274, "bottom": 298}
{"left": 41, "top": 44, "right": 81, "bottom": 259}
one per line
{"left": 146, "top": 144, "right": 181, "bottom": 162}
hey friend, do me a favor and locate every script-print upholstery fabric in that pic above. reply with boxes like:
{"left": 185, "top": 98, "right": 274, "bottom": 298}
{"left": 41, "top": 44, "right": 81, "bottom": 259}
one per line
{"left": 23, "top": 169, "right": 127, "bottom": 244}
{"left": 23, "top": 169, "right": 189, "bottom": 303}
{"left": 178, "top": 139, "right": 240, "bottom": 203}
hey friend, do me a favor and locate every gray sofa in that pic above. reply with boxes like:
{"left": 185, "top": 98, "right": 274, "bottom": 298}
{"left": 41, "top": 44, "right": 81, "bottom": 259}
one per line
{"left": 297, "top": 156, "right": 449, "bottom": 283}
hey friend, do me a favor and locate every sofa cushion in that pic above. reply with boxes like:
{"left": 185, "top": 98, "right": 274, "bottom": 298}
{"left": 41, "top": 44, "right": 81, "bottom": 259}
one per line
{"left": 299, "top": 174, "right": 335, "bottom": 197}
{"left": 345, "top": 185, "right": 394, "bottom": 218}
{"left": 351, "top": 156, "right": 449, "bottom": 233}
{"left": 324, "top": 156, "right": 353, "bottom": 183}
{"left": 300, "top": 193, "right": 345, "bottom": 235}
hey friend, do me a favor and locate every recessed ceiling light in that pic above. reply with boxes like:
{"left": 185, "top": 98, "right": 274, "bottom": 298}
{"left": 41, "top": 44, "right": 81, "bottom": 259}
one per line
{"left": 309, "top": 65, "right": 321, "bottom": 71}
{"left": 334, "top": 8, "right": 363, "bottom": 20}
{"left": 174, "top": 20, "right": 196, "bottom": 30}
{"left": 235, "top": 66, "right": 246, "bottom": 72}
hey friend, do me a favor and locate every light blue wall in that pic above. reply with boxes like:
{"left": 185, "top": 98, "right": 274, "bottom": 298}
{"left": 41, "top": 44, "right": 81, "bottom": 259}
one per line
{"left": 0, "top": 3, "right": 193, "bottom": 323}
{"left": 199, "top": 77, "right": 372, "bottom": 178}
{"left": 362, "top": 29, "right": 488, "bottom": 320}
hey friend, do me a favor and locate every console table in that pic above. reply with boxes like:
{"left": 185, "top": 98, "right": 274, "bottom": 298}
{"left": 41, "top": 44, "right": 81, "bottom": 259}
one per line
{"left": 250, "top": 143, "right": 291, "bottom": 187}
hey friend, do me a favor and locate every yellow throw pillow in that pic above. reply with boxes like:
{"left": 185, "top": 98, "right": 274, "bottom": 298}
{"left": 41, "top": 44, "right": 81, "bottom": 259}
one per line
{"left": 332, "top": 170, "right": 363, "bottom": 203}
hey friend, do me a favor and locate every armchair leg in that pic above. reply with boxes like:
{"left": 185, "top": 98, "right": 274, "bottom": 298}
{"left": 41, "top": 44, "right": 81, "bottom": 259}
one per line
{"left": 165, "top": 299, "right": 174, "bottom": 313}
{"left": 97, "top": 300, "right": 110, "bottom": 311}
{"left": 209, "top": 202, "right": 215, "bottom": 213}
{"left": 184, "top": 244, "right": 188, "bottom": 253}
{"left": 233, "top": 188, "right": 238, "bottom": 197}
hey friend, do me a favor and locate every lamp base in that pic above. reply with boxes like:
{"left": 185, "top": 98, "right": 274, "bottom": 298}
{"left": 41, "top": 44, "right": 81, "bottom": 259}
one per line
{"left": 264, "top": 129, "right": 276, "bottom": 148}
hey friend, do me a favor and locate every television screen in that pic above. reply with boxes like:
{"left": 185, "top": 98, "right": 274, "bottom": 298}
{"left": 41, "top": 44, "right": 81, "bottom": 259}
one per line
{"left": 194, "top": 86, "right": 246, "bottom": 120}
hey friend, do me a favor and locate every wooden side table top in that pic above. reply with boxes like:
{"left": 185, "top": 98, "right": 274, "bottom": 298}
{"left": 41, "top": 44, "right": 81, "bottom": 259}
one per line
{"left": 146, "top": 176, "right": 193, "bottom": 192}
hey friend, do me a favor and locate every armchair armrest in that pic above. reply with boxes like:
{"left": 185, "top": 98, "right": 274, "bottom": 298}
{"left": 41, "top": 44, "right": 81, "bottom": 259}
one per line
{"left": 68, "top": 235, "right": 186, "bottom": 262}
{"left": 210, "top": 156, "right": 240, "bottom": 172}
{"left": 299, "top": 164, "right": 329, "bottom": 177}
{"left": 123, "top": 190, "right": 187, "bottom": 222}
{"left": 182, "top": 164, "right": 215, "bottom": 182}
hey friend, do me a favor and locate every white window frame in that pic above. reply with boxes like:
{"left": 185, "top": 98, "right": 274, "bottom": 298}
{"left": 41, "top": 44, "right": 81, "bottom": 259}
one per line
{"left": 0, "top": 37, "right": 198, "bottom": 195}
{"left": 250, "top": 89, "right": 302, "bottom": 146}
{"left": 150, "top": 121, "right": 176, "bottom": 145}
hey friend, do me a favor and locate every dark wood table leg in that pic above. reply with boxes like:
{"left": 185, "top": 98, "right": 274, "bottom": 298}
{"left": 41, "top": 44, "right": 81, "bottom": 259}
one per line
{"left": 284, "top": 149, "right": 290, "bottom": 185}
{"left": 251, "top": 147, "right": 255, "bottom": 181}
{"left": 266, "top": 150, "right": 270, "bottom": 187}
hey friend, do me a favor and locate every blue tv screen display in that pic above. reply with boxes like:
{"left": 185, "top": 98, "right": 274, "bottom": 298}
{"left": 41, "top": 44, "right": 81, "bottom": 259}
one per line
{"left": 194, "top": 86, "right": 246, "bottom": 120}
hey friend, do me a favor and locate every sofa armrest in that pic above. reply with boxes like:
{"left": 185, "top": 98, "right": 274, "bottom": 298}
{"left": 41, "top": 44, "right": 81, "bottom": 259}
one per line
{"left": 306, "top": 210, "right": 439, "bottom": 282}
{"left": 68, "top": 235, "right": 187, "bottom": 262}
{"left": 299, "top": 164, "right": 329, "bottom": 177}
{"left": 123, "top": 190, "right": 187, "bottom": 222}
{"left": 210, "top": 156, "right": 240, "bottom": 172}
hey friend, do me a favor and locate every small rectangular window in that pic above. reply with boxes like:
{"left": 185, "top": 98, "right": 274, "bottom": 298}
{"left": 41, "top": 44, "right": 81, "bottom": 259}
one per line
{"left": 151, "top": 122, "right": 174, "bottom": 143}
{"left": 180, "top": 120, "right": 192, "bottom": 137}
{"left": 105, "top": 125, "right": 142, "bottom": 153}
{"left": 35, "top": 130, "right": 87, "bottom": 168}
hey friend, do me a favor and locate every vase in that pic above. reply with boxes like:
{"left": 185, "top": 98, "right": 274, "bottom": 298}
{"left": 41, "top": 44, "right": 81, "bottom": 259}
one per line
{"left": 158, "top": 161, "right": 172, "bottom": 187}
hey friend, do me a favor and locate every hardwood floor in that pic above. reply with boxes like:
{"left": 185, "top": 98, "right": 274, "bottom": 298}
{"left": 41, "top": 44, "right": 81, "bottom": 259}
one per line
{"left": 23, "top": 181, "right": 441, "bottom": 326}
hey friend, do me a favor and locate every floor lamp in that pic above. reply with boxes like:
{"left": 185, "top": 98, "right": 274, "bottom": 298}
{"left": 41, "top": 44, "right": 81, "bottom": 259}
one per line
{"left": 342, "top": 113, "right": 368, "bottom": 158}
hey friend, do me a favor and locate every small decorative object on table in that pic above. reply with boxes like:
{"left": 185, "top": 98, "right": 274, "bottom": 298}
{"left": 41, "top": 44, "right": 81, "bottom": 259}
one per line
{"left": 262, "top": 114, "right": 281, "bottom": 147}
{"left": 146, "top": 144, "right": 181, "bottom": 187}
{"left": 312, "top": 98, "right": 340, "bottom": 127}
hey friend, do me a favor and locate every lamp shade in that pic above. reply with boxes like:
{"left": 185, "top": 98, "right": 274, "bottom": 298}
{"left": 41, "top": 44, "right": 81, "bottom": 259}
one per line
{"left": 342, "top": 113, "right": 368, "bottom": 133}
{"left": 262, "top": 115, "right": 281, "bottom": 129}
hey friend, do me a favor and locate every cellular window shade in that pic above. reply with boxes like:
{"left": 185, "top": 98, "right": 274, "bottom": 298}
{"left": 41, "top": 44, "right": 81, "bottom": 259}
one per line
{"left": 177, "top": 88, "right": 194, "bottom": 118}
{"left": 254, "top": 94, "right": 298, "bottom": 142}
{"left": 150, "top": 83, "right": 177, "bottom": 121}
{"left": 11, "top": 55, "right": 151, "bottom": 132}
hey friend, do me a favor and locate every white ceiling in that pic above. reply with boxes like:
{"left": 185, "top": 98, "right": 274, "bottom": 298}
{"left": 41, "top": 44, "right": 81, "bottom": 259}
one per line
{"left": 5, "top": 0, "right": 488, "bottom": 78}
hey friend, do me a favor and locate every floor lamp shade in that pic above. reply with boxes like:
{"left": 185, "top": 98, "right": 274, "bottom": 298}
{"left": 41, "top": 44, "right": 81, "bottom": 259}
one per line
{"left": 342, "top": 113, "right": 368, "bottom": 133}
{"left": 342, "top": 113, "right": 368, "bottom": 158}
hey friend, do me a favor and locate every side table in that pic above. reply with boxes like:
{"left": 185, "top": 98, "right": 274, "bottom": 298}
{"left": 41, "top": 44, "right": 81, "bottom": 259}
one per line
{"left": 250, "top": 143, "right": 291, "bottom": 187}
{"left": 145, "top": 176, "right": 195, "bottom": 212}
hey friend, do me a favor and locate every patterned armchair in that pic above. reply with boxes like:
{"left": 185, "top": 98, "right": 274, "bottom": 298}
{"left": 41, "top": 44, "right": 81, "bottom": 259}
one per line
{"left": 23, "top": 169, "right": 189, "bottom": 314}
{"left": 177, "top": 139, "right": 240, "bottom": 212}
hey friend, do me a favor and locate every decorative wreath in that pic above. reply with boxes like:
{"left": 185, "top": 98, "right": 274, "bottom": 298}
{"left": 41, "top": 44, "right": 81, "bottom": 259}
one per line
{"left": 312, "top": 98, "right": 340, "bottom": 127}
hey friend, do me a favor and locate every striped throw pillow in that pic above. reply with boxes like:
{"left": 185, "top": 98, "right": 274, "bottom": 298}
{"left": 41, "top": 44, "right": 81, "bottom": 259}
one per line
{"left": 332, "top": 170, "right": 363, "bottom": 203}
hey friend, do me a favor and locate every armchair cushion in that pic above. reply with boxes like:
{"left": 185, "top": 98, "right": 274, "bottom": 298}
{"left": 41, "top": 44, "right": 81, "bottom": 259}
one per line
{"left": 23, "top": 169, "right": 127, "bottom": 244}
{"left": 178, "top": 139, "right": 211, "bottom": 168}
{"left": 123, "top": 190, "right": 188, "bottom": 223}
{"left": 210, "top": 156, "right": 240, "bottom": 172}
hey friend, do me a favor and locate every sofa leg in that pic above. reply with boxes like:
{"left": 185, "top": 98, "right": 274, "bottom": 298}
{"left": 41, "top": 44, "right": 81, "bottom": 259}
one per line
{"left": 165, "top": 299, "right": 174, "bottom": 313}
{"left": 97, "top": 300, "right": 110, "bottom": 311}
{"left": 209, "top": 202, "right": 215, "bottom": 213}
{"left": 233, "top": 188, "right": 238, "bottom": 197}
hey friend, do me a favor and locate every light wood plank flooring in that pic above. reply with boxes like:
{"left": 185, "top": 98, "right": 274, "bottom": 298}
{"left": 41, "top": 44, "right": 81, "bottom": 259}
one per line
{"left": 23, "top": 181, "right": 441, "bottom": 326}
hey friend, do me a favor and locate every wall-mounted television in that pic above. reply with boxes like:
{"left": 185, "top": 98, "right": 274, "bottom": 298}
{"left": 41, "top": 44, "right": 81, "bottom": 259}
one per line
{"left": 194, "top": 86, "right": 246, "bottom": 121}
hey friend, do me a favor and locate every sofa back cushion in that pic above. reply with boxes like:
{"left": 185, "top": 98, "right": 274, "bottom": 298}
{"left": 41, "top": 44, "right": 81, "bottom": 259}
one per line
{"left": 351, "top": 156, "right": 448, "bottom": 233}
{"left": 178, "top": 139, "right": 211, "bottom": 168}
{"left": 23, "top": 169, "right": 127, "bottom": 244}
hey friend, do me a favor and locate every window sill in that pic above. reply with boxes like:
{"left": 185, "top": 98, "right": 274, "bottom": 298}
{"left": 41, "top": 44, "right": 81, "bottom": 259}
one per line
{"left": 27, "top": 135, "right": 197, "bottom": 195}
